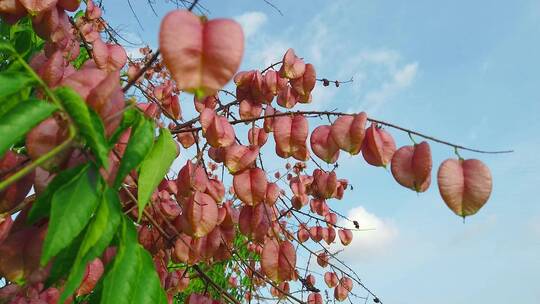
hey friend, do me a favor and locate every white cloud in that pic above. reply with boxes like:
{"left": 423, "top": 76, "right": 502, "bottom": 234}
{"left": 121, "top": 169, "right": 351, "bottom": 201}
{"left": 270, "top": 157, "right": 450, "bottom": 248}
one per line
{"left": 352, "top": 49, "right": 401, "bottom": 67}
{"left": 393, "top": 62, "right": 418, "bottom": 87}
{"left": 234, "top": 6, "right": 419, "bottom": 114}
{"left": 251, "top": 40, "right": 287, "bottom": 67}
{"left": 330, "top": 206, "right": 399, "bottom": 262}
{"left": 360, "top": 61, "right": 418, "bottom": 114}
{"left": 234, "top": 11, "right": 268, "bottom": 39}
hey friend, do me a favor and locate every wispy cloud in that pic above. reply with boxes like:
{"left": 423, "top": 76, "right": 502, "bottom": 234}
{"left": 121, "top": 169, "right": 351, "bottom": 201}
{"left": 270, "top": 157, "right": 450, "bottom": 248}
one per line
{"left": 234, "top": 11, "right": 268, "bottom": 39}
{"left": 361, "top": 62, "right": 418, "bottom": 114}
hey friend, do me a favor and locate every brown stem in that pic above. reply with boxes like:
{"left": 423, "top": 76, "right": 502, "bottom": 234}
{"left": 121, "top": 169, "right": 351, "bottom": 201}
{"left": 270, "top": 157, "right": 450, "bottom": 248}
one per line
{"left": 122, "top": 50, "right": 160, "bottom": 93}
{"left": 68, "top": 17, "right": 93, "bottom": 59}
{"left": 0, "top": 194, "right": 35, "bottom": 219}
{"left": 172, "top": 110, "right": 513, "bottom": 154}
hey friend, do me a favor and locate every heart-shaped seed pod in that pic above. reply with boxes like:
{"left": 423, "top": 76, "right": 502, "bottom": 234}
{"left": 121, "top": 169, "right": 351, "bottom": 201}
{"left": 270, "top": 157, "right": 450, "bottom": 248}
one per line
{"left": 160, "top": 10, "right": 244, "bottom": 98}
{"left": 391, "top": 141, "right": 432, "bottom": 192}
{"left": 263, "top": 105, "right": 276, "bottom": 133}
{"left": 437, "top": 158, "right": 492, "bottom": 217}
{"left": 273, "top": 114, "right": 309, "bottom": 161}
{"left": 316, "top": 252, "right": 329, "bottom": 268}
{"left": 238, "top": 203, "right": 273, "bottom": 243}
{"left": 297, "top": 224, "right": 310, "bottom": 243}
{"left": 307, "top": 292, "right": 323, "bottom": 304}
{"left": 290, "top": 63, "right": 316, "bottom": 103}
{"left": 361, "top": 123, "right": 396, "bottom": 167}
{"left": 224, "top": 144, "right": 259, "bottom": 174}
{"left": 92, "top": 38, "right": 127, "bottom": 72}
{"left": 261, "top": 239, "right": 297, "bottom": 282}
{"left": 177, "top": 191, "right": 218, "bottom": 238}
{"left": 263, "top": 70, "right": 287, "bottom": 96}
{"left": 324, "top": 271, "right": 339, "bottom": 288}
{"left": 200, "top": 109, "right": 235, "bottom": 148}
{"left": 176, "top": 161, "right": 208, "bottom": 197}
{"left": 310, "top": 125, "right": 340, "bottom": 164}
{"left": 338, "top": 229, "right": 353, "bottom": 246}
{"left": 312, "top": 169, "right": 339, "bottom": 199}
{"left": 239, "top": 99, "right": 263, "bottom": 120}
{"left": 278, "top": 48, "right": 305, "bottom": 79}
{"left": 330, "top": 112, "right": 367, "bottom": 155}
{"left": 233, "top": 167, "right": 268, "bottom": 205}
{"left": 0, "top": 151, "right": 34, "bottom": 212}
{"left": 26, "top": 117, "right": 72, "bottom": 171}
{"left": 248, "top": 126, "right": 268, "bottom": 147}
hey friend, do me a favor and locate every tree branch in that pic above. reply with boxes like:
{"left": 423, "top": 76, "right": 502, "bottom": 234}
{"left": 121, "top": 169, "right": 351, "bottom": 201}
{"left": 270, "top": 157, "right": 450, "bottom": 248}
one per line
{"left": 172, "top": 110, "right": 513, "bottom": 154}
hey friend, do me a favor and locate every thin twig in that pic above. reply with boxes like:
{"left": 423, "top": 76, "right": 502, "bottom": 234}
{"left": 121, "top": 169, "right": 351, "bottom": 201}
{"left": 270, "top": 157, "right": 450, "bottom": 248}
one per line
{"left": 172, "top": 110, "right": 513, "bottom": 154}
{"left": 262, "top": 0, "right": 283, "bottom": 16}
{"left": 122, "top": 49, "right": 160, "bottom": 93}
{"left": 68, "top": 17, "right": 93, "bottom": 58}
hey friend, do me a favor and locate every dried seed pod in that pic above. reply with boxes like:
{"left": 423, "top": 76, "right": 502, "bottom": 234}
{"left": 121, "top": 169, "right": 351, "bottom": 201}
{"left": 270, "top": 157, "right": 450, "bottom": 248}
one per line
{"left": 338, "top": 229, "right": 353, "bottom": 246}
{"left": 330, "top": 112, "right": 367, "bottom": 155}
{"left": 324, "top": 271, "right": 339, "bottom": 288}
{"left": 437, "top": 158, "right": 492, "bottom": 217}
{"left": 273, "top": 114, "right": 309, "bottom": 161}
{"left": 261, "top": 239, "right": 297, "bottom": 282}
{"left": 391, "top": 141, "right": 432, "bottom": 192}
{"left": 177, "top": 192, "right": 219, "bottom": 238}
{"left": 160, "top": 10, "right": 244, "bottom": 97}
{"left": 278, "top": 48, "right": 305, "bottom": 79}
{"left": 362, "top": 123, "right": 396, "bottom": 167}
{"left": 310, "top": 125, "right": 340, "bottom": 164}
{"left": 233, "top": 168, "right": 268, "bottom": 205}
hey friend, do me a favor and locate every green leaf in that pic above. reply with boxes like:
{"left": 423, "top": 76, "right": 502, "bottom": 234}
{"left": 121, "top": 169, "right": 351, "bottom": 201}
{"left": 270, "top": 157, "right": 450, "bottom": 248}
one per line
{"left": 0, "top": 71, "right": 36, "bottom": 99}
{"left": 89, "top": 107, "right": 106, "bottom": 140}
{"left": 59, "top": 187, "right": 122, "bottom": 303}
{"left": 0, "top": 41, "right": 15, "bottom": 54}
{"left": 131, "top": 247, "right": 168, "bottom": 303}
{"left": 100, "top": 218, "right": 167, "bottom": 304}
{"left": 13, "top": 29, "right": 32, "bottom": 56}
{"left": 113, "top": 116, "right": 154, "bottom": 188}
{"left": 0, "top": 98, "right": 57, "bottom": 158}
{"left": 137, "top": 128, "right": 176, "bottom": 220}
{"left": 107, "top": 107, "right": 139, "bottom": 147}
{"left": 74, "top": 10, "right": 85, "bottom": 21}
{"left": 27, "top": 163, "right": 87, "bottom": 224}
{"left": 0, "top": 86, "right": 31, "bottom": 118}
{"left": 78, "top": 187, "right": 122, "bottom": 262}
{"left": 55, "top": 87, "right": 109, "bottom": 168}
{"left": 72, "top": 45, "right": 90, "bottom": 69}
{"left": 46, "top": 228, "right": 87, "bottom": 287}
{"left": 41, "top": 164, "right": 100, "bottom": 265}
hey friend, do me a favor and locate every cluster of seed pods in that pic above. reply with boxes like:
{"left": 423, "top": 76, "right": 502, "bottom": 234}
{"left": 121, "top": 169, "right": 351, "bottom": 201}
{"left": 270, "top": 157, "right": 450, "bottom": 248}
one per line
{"left": 0, "top": 3, "right": 496, "bottom": 303}
{"left": 0, "top": 0, "right": 130, "bottom": 301}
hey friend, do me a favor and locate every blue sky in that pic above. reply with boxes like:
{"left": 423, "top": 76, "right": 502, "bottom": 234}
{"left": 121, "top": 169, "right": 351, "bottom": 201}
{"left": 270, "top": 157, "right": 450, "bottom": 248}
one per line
{"left": 104, "top": 1, "right": 540, "bottom": 303}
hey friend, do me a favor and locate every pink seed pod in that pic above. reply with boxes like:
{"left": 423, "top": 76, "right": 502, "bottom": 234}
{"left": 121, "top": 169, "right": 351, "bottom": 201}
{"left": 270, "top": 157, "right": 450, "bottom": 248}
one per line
{"left": 233, "top": 168, "right": 268, "bottom": 206}
{"left": 437, "top": 158, "right": 492, "bottom": 217}
{"left": 310, "top": 125, "right": 340, "bottom": 164}
{"left": 338, "top": 229, "right": 353, "bottom": 246}
{"left": 159, "top": 10, "right": 244, "bottom": 98}
{"left": 391, "top": 141, "right": 432, "bottom": 192}
{"left": 278, "top": 48, "right": 306, "bottom": 79}
{"left": 330, "top": 112, "right": 367, "bottom": 155}
{"left": 362, "top": 123, "right": 396, "bottom": 167}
